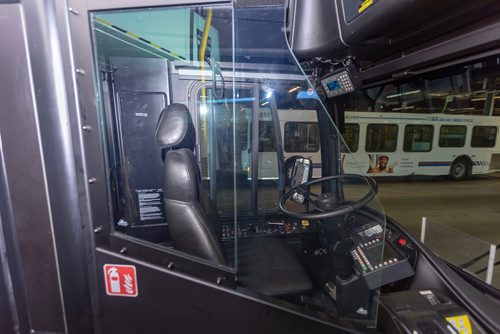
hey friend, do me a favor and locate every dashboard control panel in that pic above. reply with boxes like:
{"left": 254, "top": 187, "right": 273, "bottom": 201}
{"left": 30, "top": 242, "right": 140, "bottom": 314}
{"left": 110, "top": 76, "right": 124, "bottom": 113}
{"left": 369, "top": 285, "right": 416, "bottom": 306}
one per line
{"left": 348, "top": 219, "right": 415, "bottom": 289}
{"left": 351, "top": 236, "right": 414, "bottom": 289}
{"left": 221, "top": 219, "right": 314, "bottom": 241}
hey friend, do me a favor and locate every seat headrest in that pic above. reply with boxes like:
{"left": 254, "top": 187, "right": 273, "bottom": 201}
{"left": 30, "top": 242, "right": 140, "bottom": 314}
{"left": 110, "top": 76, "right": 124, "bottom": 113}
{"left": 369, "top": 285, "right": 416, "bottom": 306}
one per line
{"left": 155, "top": 103, "right": 195, "bottom": 151}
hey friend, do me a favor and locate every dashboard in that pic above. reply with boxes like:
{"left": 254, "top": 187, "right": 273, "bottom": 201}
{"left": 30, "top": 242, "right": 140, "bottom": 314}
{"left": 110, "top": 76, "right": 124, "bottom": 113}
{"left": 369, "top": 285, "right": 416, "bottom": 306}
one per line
{"left": 221, "top": 212, "right": 418, "bottom": 290}
{"left": 219, "top": 212, "right": 489, "bottom": 333}
{"left": 221, "top": 218, "right": 314, "bottom": 240}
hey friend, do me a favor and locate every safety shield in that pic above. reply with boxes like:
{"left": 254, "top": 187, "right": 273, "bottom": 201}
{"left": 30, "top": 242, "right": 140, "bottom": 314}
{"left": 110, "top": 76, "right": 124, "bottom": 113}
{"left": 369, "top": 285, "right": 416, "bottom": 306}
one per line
{"left": 88, "top": 1, "right": 387, "bottom": 327}
{"left": 89, "top": 4, "right": 238, "bottom": 268}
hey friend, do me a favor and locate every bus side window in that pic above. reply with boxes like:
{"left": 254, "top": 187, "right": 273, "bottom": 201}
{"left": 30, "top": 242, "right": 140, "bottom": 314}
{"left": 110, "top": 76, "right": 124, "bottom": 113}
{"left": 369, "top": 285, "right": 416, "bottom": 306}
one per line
{"left": 365, "top": 124, "right": 398, "bottom": 152}
{"left": 471, "top": 126, "right": 498, "bottom": 147}
{"left": 342, "top": 124, "right": 360, "bottom": 152}
{"left": 439, "top": 125, "right": 467, "bottom": 147}
{"left": 403, "top": 125, "right": 434, "bottom": 152}
{"left": 284, "top": 122, "right": 319, "bottom": 152}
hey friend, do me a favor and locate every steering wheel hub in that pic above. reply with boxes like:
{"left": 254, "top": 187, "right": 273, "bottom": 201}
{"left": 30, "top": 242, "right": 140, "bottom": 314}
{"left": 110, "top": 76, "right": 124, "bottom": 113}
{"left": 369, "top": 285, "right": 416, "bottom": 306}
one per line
{"left": 316, "top": 192, "right": 337, "bottom": 211}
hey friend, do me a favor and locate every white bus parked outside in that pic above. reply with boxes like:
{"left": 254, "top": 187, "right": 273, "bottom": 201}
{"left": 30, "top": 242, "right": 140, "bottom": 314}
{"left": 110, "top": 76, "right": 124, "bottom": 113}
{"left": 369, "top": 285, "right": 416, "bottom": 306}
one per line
{"left": 279, "top": 109, "right": 500, "bottom": 181}
{"left": 280, "top": 55, "right": 500, "bottom": 180}
{"left": 341, "top": 112, "right": 500, "bottom": 179}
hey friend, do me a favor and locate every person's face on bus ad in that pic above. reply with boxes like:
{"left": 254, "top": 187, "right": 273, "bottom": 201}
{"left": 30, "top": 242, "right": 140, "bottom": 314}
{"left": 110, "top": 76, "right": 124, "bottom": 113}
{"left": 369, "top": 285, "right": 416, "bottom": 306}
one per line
{"left": 379, "top": 156, "right": 389, "bottom": 169}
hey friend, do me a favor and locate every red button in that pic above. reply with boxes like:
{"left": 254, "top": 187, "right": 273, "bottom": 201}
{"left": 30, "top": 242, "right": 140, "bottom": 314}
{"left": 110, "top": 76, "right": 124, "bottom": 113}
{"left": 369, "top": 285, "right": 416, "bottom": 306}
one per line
{"left": 398, "top": 238, "right": 407, "bottom": 247}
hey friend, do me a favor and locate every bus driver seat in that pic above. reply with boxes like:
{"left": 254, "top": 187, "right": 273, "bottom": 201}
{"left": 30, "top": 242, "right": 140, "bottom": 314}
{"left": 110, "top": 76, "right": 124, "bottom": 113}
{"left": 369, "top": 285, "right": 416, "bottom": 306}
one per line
{"left": 155, "top": 103, "right": 313, "bottom": 296}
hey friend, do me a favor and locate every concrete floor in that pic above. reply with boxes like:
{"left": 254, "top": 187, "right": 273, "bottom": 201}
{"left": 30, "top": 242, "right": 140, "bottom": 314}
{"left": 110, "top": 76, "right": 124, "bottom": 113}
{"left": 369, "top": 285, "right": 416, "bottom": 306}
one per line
{"left": 375, "top": 172, "right": 500, "bottom": 288}
{"left": 376, "top": 173, "right": 500, "bottom": 243}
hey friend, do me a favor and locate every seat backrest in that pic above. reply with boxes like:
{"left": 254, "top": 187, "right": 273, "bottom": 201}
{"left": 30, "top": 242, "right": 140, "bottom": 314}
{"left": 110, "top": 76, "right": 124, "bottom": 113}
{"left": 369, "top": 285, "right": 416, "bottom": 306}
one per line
{"left": 155, "top": 103, "right": 226, "bottom": 265}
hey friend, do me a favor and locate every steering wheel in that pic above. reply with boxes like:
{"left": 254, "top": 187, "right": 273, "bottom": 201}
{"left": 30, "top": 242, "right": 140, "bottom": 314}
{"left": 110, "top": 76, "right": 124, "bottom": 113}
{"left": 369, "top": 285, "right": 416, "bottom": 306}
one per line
{"left": 279, "top": 174, "right": 378, "bottom": 220}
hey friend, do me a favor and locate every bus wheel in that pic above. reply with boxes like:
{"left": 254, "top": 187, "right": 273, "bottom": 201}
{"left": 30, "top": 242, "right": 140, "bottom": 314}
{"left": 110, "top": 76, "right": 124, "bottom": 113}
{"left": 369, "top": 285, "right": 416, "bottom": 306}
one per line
{"left": 449, "top": 158, "right": 469, "bottom": 180}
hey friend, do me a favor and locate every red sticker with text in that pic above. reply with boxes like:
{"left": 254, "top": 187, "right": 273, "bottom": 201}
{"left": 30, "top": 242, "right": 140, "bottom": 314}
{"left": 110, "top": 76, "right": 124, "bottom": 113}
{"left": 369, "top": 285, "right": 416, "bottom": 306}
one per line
{"left": 104, "top": 264, "right": 138, "bottom": 297}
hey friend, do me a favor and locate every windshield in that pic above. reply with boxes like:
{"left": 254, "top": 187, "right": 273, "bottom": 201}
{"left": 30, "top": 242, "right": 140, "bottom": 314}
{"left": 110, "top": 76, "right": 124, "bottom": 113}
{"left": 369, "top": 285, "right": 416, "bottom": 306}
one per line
{"left": 342, "top": 56, "right": 500, "bottom": 289}
{"left": 90, "top": 2, "right": 387, "bottom": 327}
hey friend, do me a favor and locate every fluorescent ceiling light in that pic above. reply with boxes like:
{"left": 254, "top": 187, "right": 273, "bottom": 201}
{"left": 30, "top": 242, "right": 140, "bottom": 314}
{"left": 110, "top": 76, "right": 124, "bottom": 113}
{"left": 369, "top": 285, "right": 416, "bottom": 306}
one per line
{"left": 386, "top": 90, "right": 421, "bottom": 99}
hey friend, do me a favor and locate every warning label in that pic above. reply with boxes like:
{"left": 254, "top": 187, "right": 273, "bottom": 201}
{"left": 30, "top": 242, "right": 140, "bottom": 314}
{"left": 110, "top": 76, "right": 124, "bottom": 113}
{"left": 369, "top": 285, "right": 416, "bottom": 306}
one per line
{"left": 136, "top": 189, "right": 164, "bottom": 221}
{"left": 104, "top": 264, "right": 138, "bottom": 297}
{"left": 446, "top": 315, "right": 472, "bottom": 334}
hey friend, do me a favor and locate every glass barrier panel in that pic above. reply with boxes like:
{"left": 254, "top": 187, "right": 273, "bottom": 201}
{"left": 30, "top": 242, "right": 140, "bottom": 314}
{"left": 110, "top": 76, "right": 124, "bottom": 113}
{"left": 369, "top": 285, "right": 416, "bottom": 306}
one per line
{"left": 90, "top": 4, "right": 237, "bottom": 268}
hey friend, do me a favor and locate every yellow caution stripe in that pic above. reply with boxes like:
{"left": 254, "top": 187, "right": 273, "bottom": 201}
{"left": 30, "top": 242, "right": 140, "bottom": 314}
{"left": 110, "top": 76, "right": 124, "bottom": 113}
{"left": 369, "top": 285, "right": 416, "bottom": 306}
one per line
{"left": 94, "top": 17, "right": 186, "bottom": 60}
{"left": 358, "top": 0, "right": 374, "bottom": 14}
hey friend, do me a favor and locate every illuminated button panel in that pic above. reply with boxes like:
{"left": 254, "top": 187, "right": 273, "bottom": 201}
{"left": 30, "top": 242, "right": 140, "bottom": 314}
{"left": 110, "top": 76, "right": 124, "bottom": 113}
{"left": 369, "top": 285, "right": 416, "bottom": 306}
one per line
{"left": 321, "top": 70, "right": 355, "bottom": 98}
{"left": 350, "top": 236, "right": 414, "bottom": 289}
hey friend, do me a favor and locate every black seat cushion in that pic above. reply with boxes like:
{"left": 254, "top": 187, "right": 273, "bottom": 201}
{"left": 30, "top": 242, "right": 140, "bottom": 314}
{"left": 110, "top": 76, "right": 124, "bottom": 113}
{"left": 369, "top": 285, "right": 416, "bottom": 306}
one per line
{"left": 236, "top": 236, "right": 313, "bottom": 296}
{"left": 163, "top": 149, "right": 226, "bottom": 265}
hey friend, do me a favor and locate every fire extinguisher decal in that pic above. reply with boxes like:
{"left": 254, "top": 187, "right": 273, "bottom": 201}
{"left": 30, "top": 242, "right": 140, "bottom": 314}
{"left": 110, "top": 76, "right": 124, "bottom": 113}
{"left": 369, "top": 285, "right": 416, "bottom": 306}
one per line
{"left": 107, "top": 267, "right": 121, "bottom": 293}
{"left": 104, "top": 264, "right": 138, "bottom": 297}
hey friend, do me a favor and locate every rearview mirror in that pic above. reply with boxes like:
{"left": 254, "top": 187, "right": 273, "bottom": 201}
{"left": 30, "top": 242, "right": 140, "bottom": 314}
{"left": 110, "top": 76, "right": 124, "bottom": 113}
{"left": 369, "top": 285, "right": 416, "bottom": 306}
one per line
{"left": 290, "top": 157, "right": 312, "bottom": 204}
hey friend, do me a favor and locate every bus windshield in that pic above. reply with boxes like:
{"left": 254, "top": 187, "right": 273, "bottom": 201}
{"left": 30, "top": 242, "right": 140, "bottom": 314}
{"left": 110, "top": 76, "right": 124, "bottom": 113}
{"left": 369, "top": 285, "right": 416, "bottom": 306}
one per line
{"left": 90, "top": 2, "right": 386, "bottom": 327}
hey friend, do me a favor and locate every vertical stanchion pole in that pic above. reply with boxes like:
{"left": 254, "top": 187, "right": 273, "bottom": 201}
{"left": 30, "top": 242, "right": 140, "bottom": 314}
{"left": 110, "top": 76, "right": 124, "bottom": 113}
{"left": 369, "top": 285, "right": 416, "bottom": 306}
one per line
{"left": 486, "top": 244, "right": 496, "bottom": 285}
{"left": 420, "top": 216, "right": 427, "bottom": 243}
